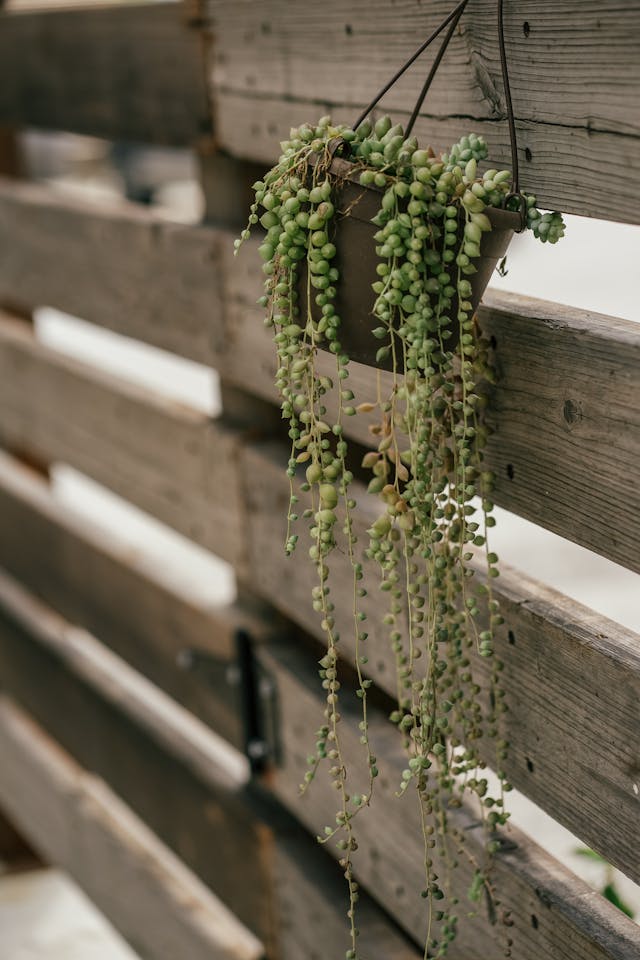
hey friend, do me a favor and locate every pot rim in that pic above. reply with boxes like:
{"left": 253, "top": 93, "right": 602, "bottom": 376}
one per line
{"left": 321, "top": 153, "right": 523, "bottom": 232}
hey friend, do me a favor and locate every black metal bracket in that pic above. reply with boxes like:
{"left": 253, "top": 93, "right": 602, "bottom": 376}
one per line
{"left": 235, "top": 628, "right": 280, "bottom": 772}
{"left": 177, "top": 628, "right": 280, "bottom": 774}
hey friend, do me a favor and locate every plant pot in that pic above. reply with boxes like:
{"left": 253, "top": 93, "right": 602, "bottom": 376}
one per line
{"left": 297, "top": 156, "right": 520, "bottom": 371}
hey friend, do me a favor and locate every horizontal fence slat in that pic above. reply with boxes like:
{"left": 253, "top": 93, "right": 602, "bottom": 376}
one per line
{"left": 201, "top": 0, "right": 640, "bottom": 224}
{"left": 0, "top": 313, "right": 247, "bottom": 571}
{"left": 241, "top": 440, "right": 640, "bottom": 888}
{"left": 0, "top": 181, "right": 220, "bottom": 364}
{"left": 0, "top": 570, "right": 277, "bottom": 952}
{"left": 0, "top": 571, "right": 422, "bottom": 960}
{"left": 0, "top": 304, "right": 637, "bottom": 875}
{"left": 0, "top": 450, "right": 265, "bottom": 750}
{"left": 223, "top": 238, "right": 640, "bottom": 574}
{"left": 0, "top": 345, "right": 637, "bottom": 889}
{"left": 0, "top": 568, "right": 636, "bottom": 960}
{"left": 257, "top": 641, "right": 640, "bottom": 960}
{"left": 480, "top": 294, "right": 640, "bottom": 570}
{"left": 0, "top": 696, "right": 263, "bottom": 960}
{"left": 2, "top": 1, "right": 638, "bottom": 218}
{"left": 0, "top": 3, "right": 210, "bottom": 144}
{"left": 1, "top": 181, "right": 638, "bottom": 571}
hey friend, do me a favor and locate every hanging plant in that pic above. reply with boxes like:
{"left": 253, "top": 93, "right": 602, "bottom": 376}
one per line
{"left": 236, "top": 3, "right": 565, "bottom": 956}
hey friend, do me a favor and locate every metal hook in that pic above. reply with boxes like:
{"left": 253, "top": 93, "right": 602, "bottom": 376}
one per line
{"left": 504, "top": 191, "right": 528, "bottom": 232}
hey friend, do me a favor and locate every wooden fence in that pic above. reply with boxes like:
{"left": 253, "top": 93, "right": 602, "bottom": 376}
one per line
{"left": 0, "top": 2, "right": 639, "bottom": 958}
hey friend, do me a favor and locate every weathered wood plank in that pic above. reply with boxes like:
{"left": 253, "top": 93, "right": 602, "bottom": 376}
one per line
{"left": 0, "top": 450, "right": 269, "bottom": 750}
{"left": 240, "top": 439, "right": 640, "bottom": 888}
{"left": 203, "top": 0, "right": 640, "bottom": 138}
{"left": 0, "top": 571, "right": 278, "bottom": 954}
{"left": 257, "top": 640, "right": 640, "bottom": 959}
{"left": 0, "top": 299, "right": 637, "bottom": 882}
{"left": 222, "top": 238, "right": 640, "bottom": 574}
{"left": 480, "top": 294, "right": 640, "bottom": 572}
{"left": 0, "top": 180, "right": 221, "bottom": 364}
{"left": 0, "top": 312, "right": 248, "bottom": 571}
{"left": 271, "top": 833, "right": 421, "bottom": 960}
{"left": 201, "top": 0, "right": 640, "bottom": 223}
{"left": 2, "top": 181, "right": 638, "bottom": 569}
{"left": 0, "top": 696, "right": 264, "bottom": 960}
{"left": 0, "top": 3, "right": 211, "bottom": 144}
{"left": 0, "top": 571, "right": 422, "bottom": 960}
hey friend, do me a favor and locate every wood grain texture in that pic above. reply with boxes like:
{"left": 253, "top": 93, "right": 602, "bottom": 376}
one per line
{"left": 0, "top": 559, "right": 636, "bottom": 958}
{"left": 202, "top": 0, "right": 640, "bottom": 223}
{"left": 480, "top": 294, "right": 640, "bottom": 572}
{"left": 0, "top": 450, "right": 271, "bottom": 750}
{"left": 258, "top": 640, "right": 640, "bottom": 960}
{"left": 3, "top": 182, "right": 637, "bottom": 570}
{"left": 0, "top": 573, "right": 422, "bottom": 960}
{"left": 222, "top": 238, "right": 640, "bottom": 573}
{"left": 0, "top": 696, "right": 264, "bottom": 960}
{"left": 271, "top": 834, "right": 421, "bottom": 960}
{"left": 0, "top": 3, "right": 211, "bottom": 144}
{"left": 0, "top": 300, "right": 638, "bottom": 872}
{"left": 0, "top": 575, "right": 278, "bottom": 953}
{"left": 0, "top": 312, "right": 248, "bottom": 571}
{"left": 240, "top": 440, "right": 640, "bottom": 888}
{"left": 0, "top": 180, "right": 221, "bottom": 364}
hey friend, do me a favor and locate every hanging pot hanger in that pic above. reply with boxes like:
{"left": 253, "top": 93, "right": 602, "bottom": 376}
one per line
{"left": 351, "top": 0, "right": 527, "bottom": 231}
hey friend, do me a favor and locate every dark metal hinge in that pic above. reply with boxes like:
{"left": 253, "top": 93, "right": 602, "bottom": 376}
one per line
{"left": 177, "top": 629, "right": 279, "bottom": 774}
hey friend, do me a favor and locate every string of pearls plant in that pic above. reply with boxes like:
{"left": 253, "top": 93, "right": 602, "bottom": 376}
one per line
{"left": 237, "top": 114, "right": 564, "bottom": 959}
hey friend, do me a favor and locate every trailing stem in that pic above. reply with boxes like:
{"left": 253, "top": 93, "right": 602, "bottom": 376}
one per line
{"left": 238, "top": 114, "right": 564, "bottom": 959}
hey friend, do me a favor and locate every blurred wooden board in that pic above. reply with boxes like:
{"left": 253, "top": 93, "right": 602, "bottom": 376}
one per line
{"left": 0, "top": 571, "right": 423, "bottom": 960}
{"left": 0, "top": 3, "right": 211, "bottom": 144}
{"left": 1, "top": 180, "right": 638, "bottom": 571}
{"left": 0, "top": 181, "right": 220, "bottom": 363}
{"left": 0, "top": 312, "right": 248, "bottom": 572}
{"left": 0, "top": 450, "right": 263, "bottom": 751}
{"left": 0, "top": 568, "right": 637, "bottom": 960}
{"left": 0, "top": 697, "right": 264, "bottom": 960}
